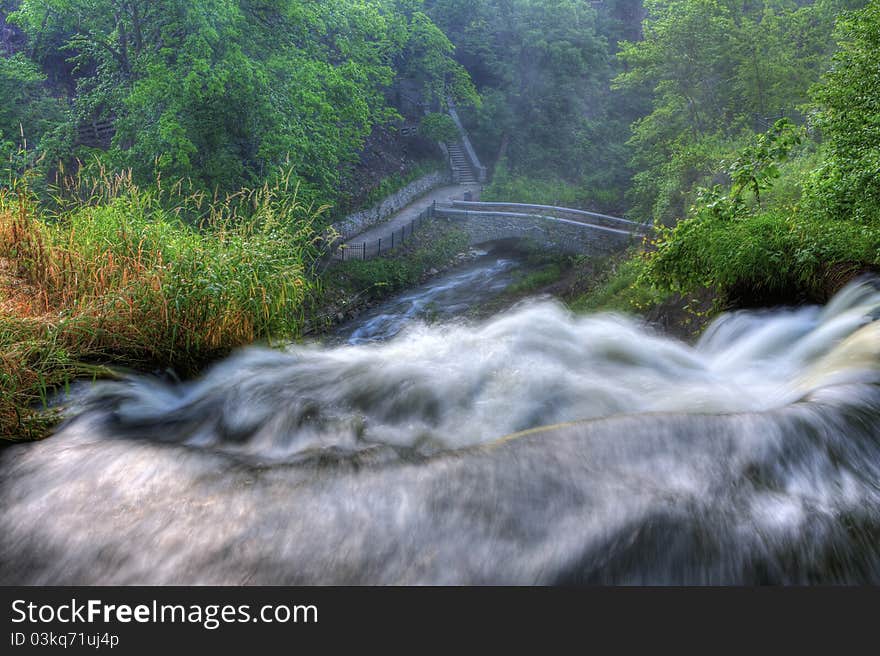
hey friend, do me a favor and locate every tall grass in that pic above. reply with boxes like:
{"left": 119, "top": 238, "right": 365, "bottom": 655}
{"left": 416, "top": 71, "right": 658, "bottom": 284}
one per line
{"left": 0, "top": 169, "right": 323, "bottom": 439}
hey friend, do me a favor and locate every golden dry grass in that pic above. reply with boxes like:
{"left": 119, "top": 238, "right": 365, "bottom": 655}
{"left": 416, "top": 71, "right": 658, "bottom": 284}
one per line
{"left": 0, "top": 174, "right": 320, "bottom": 439}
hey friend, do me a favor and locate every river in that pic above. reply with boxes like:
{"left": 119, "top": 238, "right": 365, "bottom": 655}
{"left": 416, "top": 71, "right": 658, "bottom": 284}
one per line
{"left": 338, "top": 247, "right": 519, "bottom": 344}
{"left": 2, "top": 249, "right": 880, "bottom": 584}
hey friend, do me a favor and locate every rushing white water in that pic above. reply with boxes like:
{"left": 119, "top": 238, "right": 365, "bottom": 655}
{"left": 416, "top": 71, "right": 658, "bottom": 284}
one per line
{"left": 65, "top": 276, "right": 880, "bottom": 460}
{"left": 342, "top": 250, "right": 516, "bottom": 344}
{"left": 2, "top": 272, "right": 880, "bottom": 584}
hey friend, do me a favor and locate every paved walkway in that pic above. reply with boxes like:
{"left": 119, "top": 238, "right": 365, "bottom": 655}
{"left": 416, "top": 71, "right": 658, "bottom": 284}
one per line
{"left": 342, "top": 183, "right": 481, "bottom": 248}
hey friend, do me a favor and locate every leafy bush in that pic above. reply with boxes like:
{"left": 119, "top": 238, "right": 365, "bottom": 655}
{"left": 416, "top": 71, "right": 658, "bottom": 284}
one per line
{"left": 689, "top": 120, "right": 803, "bottom": 222}
{"left": 627, "top": 131, "right": 751, "bottom": 225}
{"left": 646, "top": 208, "right": 880, "bottom": 303}
{"left": 419, "top": 113, "right": 459, "bottom": 143}
{"left": 639, "top": 120, "right": 850, "bottom": 304}
{"left": 806, "top": 1, "right": 880, "bottom": 224}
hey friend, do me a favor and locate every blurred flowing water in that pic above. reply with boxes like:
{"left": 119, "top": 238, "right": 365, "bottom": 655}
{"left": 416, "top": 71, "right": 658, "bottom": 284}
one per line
{"left": 3, "top": 259, "right": 880, "bottom": 584}
{"left": 339, "top": 249, "right": 517, "bottom": 344}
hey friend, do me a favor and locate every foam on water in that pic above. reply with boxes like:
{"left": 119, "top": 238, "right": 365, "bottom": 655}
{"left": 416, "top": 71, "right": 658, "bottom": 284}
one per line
{"left": 2, "top": 277, "right": 880, "bottom": 584}
{"left": 67, "top": 278, "right": 880, "bottom": 460}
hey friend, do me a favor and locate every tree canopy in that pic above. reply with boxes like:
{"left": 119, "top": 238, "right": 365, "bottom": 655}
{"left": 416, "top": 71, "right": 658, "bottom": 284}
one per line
{"left": 426, "top": 0, "right": 642, "bottom": 211}
{"left": 616, "top": 0, "right": 855, "bottom": 222}
{"left": 4, "top": 0, "right": 475, "bottom": 199}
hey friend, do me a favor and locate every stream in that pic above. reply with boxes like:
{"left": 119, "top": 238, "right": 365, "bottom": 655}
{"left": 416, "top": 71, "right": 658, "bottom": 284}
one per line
{"left": 338, "top": 246, "right": 518, "bottom": 344}
{"left": 2, "top": 249, "right": 880, "bottom": 584}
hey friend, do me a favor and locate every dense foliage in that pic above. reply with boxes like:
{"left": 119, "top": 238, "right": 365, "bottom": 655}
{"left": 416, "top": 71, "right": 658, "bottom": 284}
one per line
{"left": 616, "top": 0, "right": 857, "bottom": 224}
{"left": 807, "top": 0, "right": 880, "bottom": 223}
{"left": 642, "top": 0, "right": 880, "bottom": 307}
{"left": 2, "top": 0, "right": 474, "bottom": 201}
{"left": 426, "top": 0, "right": 646, "bottom": 212}
{"left": 0, "top": 52, "right": 64, "bottom": 174}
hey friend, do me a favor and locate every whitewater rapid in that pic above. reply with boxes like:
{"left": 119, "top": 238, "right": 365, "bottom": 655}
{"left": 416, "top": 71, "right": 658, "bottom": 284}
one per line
{"left": 63, "top": 278, "right": 880, "bottom": 460}
{"left": 2, "top": 274, "right": 880, "bottom": 584}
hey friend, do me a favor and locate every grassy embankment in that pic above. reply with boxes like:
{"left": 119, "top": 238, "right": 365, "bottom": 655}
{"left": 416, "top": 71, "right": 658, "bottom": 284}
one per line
{"left": 0, "top": 171, "right": 321, "bottom": 440}
{"left": 567, "top": 136, "right": 880, "bottom": 332}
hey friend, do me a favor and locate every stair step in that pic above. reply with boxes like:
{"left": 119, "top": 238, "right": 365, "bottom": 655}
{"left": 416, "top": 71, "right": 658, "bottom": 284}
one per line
{"left": 448, "top": 137, "right": 477, "bottom": 182}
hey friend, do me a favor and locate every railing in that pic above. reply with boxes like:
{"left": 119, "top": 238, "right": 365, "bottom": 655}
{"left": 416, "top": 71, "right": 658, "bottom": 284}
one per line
{"left": 335, "top": 204, "right": 435, "bottom": 262}
{"left": 433, "top": 205, "right": 641, "bottom": 238}
{"left": 75, "top": 117, "right": 116, "bottom": 148}
{"left": 327, "top": 198, "right": 647, "bottom": 267}
{"left": 441, "top": 201, "right": 651, "bottom": 234}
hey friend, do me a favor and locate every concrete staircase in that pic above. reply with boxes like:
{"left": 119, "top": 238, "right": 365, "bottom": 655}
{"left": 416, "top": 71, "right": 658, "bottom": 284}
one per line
{"left": 447, "top": 141, "right": 478, "bottom": 184}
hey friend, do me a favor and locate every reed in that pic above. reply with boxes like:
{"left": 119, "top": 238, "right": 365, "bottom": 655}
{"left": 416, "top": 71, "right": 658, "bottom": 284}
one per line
{"left": 0, "top": 169, "right": 324, "bottom": 439}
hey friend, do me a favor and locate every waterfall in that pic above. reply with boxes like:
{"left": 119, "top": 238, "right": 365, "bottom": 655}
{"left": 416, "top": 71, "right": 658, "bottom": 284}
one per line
{"left": 3, "top": 278, "right": 880, "bottom": 584}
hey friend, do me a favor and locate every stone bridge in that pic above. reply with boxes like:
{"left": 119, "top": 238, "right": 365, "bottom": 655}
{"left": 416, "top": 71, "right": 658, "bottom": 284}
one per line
{"left": 432, "top": 201, "right": 651, "bottom": 256}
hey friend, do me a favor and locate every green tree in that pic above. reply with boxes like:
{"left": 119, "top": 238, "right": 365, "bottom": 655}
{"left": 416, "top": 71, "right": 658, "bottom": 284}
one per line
{"left": 0, "top": 53, "right": 64, "bottom": 177}
{"left": 427, "top": 0, "right": 635, "bottom": 211}
{"left": 616, "top": 0, "right": 849, "bottom": 223}
{"left": 6, "top": 0, "right": 472, "bottom": 199}
{"left": 808, "top": 0, "right": 880, "bottom": 222}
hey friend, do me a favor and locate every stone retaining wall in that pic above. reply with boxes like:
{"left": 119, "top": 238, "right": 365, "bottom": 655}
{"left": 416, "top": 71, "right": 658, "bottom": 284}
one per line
{"left": 331, "top": 169, "right": 450, "bottom": 241}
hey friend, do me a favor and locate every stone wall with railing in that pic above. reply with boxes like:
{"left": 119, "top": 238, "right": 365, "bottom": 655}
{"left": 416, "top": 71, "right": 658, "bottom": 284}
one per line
{"left": 331, "top": 169, "right": 451, "bottom": 243}
{"left": 432, "top": 204, "right": 647, "bottom": 255}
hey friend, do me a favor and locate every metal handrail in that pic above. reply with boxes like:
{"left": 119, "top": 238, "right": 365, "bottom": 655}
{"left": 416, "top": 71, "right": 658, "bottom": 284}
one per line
{"left": 335, "top": 204, "right": 435, "bottom": 262}
{"left": 432, "top": 207, "right": 641, "bottom": 237}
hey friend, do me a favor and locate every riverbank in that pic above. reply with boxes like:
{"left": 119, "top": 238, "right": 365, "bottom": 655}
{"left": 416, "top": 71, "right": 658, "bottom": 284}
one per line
{"left": 311, "top": 220, "right": 475, "bottom": 334}
{"left": 464, "top": 243, "right": 717, "bottom": 342}
{"left": 0, "top": 187, "right": 482, "bottom": 442}
{"left": 0, "top": 177, "right": 319, "bottom": 441}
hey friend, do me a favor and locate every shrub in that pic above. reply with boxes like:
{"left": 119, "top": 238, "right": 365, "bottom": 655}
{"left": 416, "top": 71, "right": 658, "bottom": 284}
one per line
{"left": 419, "top": 113, "right": 460, "bottom": 143}
{"left": 646, "top": 208, "right": 880, "bottom": 303}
